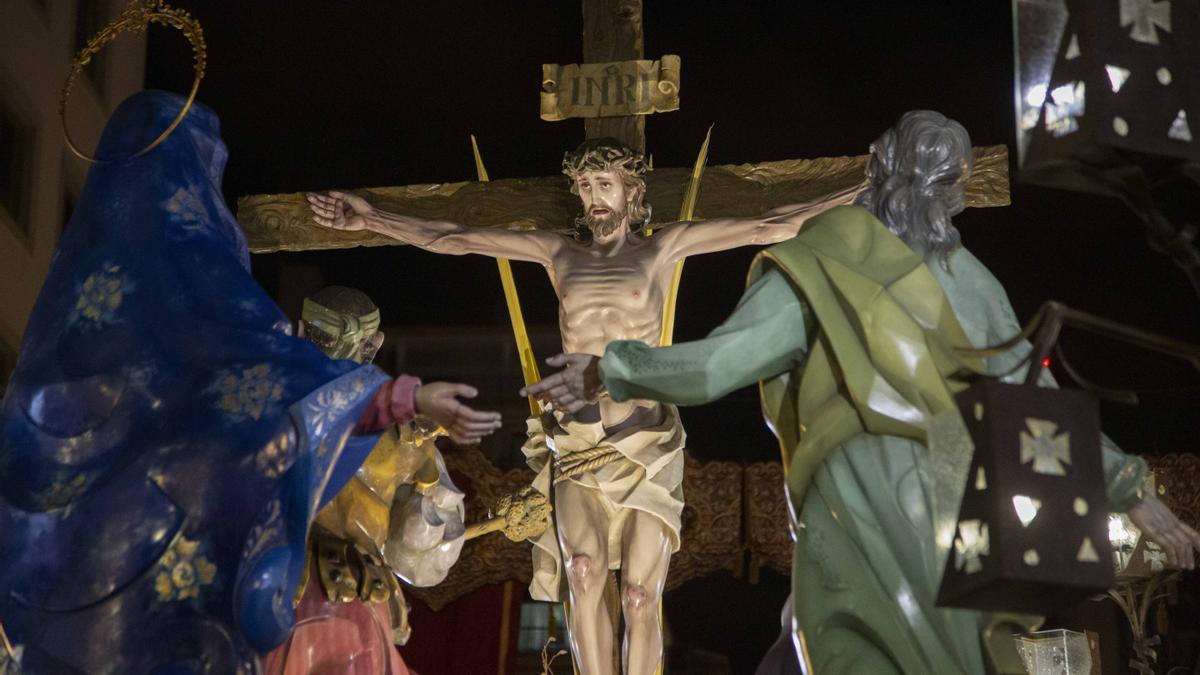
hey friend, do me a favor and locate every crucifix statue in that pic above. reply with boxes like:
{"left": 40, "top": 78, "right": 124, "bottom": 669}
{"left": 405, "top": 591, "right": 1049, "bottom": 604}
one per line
{"left": 308, "top": 135, "right": 858, "bottom": 675}
{"left": 242, "top": 3, "right": 1010, "bottom": 674}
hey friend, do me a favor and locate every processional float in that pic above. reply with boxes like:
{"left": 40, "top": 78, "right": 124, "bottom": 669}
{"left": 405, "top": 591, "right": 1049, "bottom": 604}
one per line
{"left": 237, "top": 6, "right": 1007, "bottom": 675}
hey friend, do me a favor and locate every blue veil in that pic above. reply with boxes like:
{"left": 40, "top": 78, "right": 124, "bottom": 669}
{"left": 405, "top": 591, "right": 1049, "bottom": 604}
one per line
{"left": 0, "top": 91, "right": 388, "bottom": 673}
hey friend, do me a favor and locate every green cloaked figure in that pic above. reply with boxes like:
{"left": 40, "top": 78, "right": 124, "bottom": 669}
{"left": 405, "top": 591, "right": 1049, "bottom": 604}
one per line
{"left": 601, "top": 204, "right": 1146, "bottom": 674}
{"left": 522, "top": 111, "right": 1171, "bottom": 674}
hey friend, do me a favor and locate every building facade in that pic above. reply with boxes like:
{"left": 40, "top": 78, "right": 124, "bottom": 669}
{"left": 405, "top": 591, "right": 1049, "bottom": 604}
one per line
{"left": 0, "top": 0, "right": 145, "bottom": 390}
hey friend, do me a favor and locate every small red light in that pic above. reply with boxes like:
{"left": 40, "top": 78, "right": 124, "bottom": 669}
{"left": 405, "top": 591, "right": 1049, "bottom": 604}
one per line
{"left": 1041, "top": 358, "right": 1051, "bottom": 368}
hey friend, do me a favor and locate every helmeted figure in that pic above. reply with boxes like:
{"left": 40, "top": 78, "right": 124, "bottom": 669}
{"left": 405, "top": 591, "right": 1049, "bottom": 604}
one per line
{"left": 263, "top": 286, "right": 469, "bottom": 675}
{"left": 0, "top": 91, "right": 394, "bottom": 674}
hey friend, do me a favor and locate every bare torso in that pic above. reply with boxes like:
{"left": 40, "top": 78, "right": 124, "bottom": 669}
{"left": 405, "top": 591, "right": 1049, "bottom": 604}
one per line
{"left": 546, "top": 231, "right": 673, "bottom": 429}
{"left": 551, "top": 234, "right": 668, "bottom": 354}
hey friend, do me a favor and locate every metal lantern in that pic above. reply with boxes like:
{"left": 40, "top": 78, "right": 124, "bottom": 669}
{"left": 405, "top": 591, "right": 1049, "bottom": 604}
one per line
{"left": 1012, "top": 0, "right": 1200, "bottom": 297}
{"left": 936, "top": 299, "right": 1200, "bottom": 613}
{"left": 1013, "top": 629, "right": 1099, "bottom": 675}
{"left": 936, "top": 380, "right": 1113, "bottom": 614}
{"left": 1015, "top": 0, "right": 1199, "bottom": 177}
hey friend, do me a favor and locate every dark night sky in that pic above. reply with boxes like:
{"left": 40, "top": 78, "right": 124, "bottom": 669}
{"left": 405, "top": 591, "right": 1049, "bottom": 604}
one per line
{"left": 141, "top": 1, "right": 1198, "bottom": 669}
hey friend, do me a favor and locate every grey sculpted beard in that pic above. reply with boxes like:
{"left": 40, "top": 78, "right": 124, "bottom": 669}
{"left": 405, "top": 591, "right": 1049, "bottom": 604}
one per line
{"left": 585, "top": 204, "right": 627, "bottom": 238}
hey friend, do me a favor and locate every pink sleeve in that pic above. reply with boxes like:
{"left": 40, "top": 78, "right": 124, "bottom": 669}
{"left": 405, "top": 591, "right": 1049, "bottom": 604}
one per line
{"left": 354, "top": 374, "right": 421, "bottom": 434}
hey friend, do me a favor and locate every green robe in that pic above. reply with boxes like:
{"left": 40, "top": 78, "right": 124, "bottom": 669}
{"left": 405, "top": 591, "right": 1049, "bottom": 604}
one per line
{"left": 600, "top": 205, "right": 1146, "bottom": 674}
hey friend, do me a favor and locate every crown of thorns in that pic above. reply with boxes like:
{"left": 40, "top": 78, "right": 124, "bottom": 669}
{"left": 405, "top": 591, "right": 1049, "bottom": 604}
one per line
{"left": 562, "top": 138, "right": 648, "bottom": 179}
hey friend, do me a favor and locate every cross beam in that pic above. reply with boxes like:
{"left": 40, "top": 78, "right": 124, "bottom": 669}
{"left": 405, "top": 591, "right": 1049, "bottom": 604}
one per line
{"left": 236, "top": 144, "right": 1009, "bottom": 253}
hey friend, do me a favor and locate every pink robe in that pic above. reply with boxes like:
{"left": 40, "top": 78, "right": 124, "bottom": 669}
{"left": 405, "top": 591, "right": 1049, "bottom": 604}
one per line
{"left": 263, "top": 377, "right": 421, "bottom": 675}
{"left": 261, "top": 564, "right": 412, "bottom": 675}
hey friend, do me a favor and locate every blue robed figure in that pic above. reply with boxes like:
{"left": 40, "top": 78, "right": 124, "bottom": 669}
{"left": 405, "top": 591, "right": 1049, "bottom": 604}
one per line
{"left": 0, "top": 91, "right": 389, "bottom": 674}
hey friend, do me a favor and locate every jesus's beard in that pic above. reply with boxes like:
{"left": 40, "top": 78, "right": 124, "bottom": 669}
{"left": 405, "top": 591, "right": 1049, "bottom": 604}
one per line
{"left": 584, "top": 204, "right": 627, "bottom": 238}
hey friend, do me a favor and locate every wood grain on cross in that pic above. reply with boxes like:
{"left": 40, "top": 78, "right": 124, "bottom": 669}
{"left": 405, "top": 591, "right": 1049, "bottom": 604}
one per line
{"left": 582, "top": 0, "right": 646, "bottom": 152}
{"left": 237, "top": 148, "right": 1010, "bottom": 253}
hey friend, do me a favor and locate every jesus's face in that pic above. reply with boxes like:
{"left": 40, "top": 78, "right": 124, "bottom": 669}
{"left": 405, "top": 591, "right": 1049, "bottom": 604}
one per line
{"left": 575, "top": 170, "right": 628, "bottom": 239}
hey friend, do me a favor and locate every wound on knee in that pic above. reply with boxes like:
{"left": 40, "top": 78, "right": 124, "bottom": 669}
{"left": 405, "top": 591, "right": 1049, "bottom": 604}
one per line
{"left": 622, "top": 583, "right": 650, "bottom": 612}
{"left": 568, "top": 554, "right": 593, "bottom": 586}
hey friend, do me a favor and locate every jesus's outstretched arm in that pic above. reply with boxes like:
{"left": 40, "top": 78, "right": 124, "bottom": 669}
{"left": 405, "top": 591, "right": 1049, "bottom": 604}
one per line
{"left": 652, "top": 182, "right": 862, "bottom": 264}
{"left": 308, "top": 191, "right": 560, "bottom": 265}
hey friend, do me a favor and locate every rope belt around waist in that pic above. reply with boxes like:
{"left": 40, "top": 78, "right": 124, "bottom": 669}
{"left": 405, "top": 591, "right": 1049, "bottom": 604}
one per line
{"left": 552, "top": 444, "right": 622, "bottom": 485}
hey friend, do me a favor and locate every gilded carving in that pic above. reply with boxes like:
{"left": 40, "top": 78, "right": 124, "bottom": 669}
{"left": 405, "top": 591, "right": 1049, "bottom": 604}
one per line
{"left": 665, "top": 456, "right": 743, "bottom": 593}
{"left": 744, "top": 461, "right": 792, "bottom": 581}
{"left": 1146, "top": 453, "right": 1200, "bottom": 530}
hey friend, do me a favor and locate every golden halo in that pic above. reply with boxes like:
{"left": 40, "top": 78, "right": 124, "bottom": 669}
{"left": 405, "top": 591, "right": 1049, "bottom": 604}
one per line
{"left": 59, "top": 0, "right": 207, "bottom": 164}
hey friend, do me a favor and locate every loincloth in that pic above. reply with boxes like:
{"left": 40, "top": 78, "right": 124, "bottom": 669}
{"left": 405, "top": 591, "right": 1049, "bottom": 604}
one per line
{"left": 521, "top": 405, "right": 686, "bottom": 602}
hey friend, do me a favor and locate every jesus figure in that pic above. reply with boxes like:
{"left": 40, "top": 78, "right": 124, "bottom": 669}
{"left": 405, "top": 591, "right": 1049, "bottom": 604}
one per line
{"left": 308, "top": 138, "right": 856, "bottom": 674}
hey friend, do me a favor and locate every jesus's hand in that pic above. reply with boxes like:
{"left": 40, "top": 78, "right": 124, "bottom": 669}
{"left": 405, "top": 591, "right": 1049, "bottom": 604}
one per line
{"left": 520, "top": 353, "right": 603, "bottom": 414}
{"left": 307, "top": 191, "right": 373, "bottom": 232}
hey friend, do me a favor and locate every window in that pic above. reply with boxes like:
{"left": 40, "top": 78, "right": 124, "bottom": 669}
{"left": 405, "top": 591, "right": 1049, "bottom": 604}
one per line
{"left": 0, "top": 95, "right": 35, "bottom": 238}
{"left": 73, "top": 0, "right": 111, "bottom": 96}
{"left": 514, "top": 601, "right": 572, "bottom": 675}
{"left": 517, "top": 601, "right": 569, "bottom": 653}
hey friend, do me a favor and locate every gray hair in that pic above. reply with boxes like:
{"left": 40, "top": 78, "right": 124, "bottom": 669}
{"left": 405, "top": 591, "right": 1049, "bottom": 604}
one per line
{"left": 855, "top": 110, "right": 972, "bottom": 264}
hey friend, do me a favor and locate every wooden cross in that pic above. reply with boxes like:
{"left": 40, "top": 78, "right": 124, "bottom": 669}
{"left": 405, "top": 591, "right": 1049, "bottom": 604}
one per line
{"left": 237, "top": 146, "right": 1009, "bottom": 253}
{"left": 580, "top": 0, "right": 648, "bottom": 152}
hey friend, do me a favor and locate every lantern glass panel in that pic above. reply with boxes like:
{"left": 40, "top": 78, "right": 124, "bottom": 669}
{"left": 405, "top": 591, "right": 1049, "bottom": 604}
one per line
{"left": 1013, "top": 0, "right": 1070, "bottom": 165}
{"left": 1013, "top": 629, "right": 1093, "bottom": 675}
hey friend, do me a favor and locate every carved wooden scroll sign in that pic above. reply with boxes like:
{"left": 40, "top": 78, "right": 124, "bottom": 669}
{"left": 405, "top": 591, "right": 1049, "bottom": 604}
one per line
{"left": 540, "top": 55, "right": 680, "bottom": 120}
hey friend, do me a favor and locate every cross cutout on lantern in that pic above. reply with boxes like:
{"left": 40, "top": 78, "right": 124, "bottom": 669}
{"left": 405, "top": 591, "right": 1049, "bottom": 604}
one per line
{"left": 955, "top": 519, "right": 990, "bottom": 575}
{"left": 1119, "top": 0, "right": 1173, "bottom": 45}
{"left": 1020, "top": 418, "right": 1072, "bottom": 476}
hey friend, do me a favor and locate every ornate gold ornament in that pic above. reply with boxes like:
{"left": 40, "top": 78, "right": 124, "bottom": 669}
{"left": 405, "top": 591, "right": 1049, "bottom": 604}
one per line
{"left": 464, "top": 486, "right": 553, "bottom": 542}
{"left": 60, "top": 0, "right": 207, "bottom": 163}
{"left": 154, "top": 534, "right": 217, "bottom": 602}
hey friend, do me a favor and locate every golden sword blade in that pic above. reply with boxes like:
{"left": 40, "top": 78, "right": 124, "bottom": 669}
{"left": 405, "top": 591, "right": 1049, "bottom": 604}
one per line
{"left": 658, "top": 125, "right": 712, "bottom": 346}
{"left": 471, "top": 135, "right": 541, "bottom": 417}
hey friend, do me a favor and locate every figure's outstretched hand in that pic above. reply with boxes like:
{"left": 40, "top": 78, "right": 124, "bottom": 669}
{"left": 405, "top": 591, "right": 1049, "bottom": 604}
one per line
{"left": 307, "top": 191, "right": 373, "bottom": 231}
{"left": 519, "top": 353, "right": 603, "bottom": 414}
{"left": 1127, "top": 493, "right": 1200, "bottom": 570}
{"left": 414, "top": 382, "right": 502, "bottom": 445}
